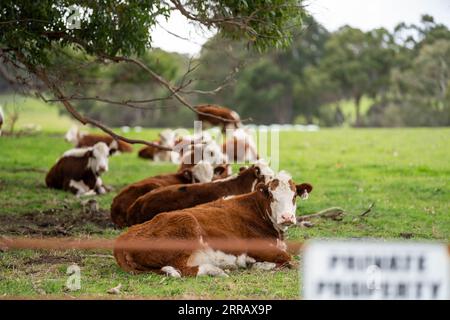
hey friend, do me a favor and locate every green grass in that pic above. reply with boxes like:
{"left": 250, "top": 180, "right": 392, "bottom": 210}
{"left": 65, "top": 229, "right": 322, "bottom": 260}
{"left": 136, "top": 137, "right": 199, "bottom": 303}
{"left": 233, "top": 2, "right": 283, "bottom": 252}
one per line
{"left": 0, "top": 127, "right": 449, "bottom": 299}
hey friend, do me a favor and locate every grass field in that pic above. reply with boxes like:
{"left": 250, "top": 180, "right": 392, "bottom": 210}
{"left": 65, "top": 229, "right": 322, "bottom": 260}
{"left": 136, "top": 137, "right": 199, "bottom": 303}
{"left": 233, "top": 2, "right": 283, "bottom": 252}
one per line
{"left": 0, "top": 126, "right": 449, "bottom": 298}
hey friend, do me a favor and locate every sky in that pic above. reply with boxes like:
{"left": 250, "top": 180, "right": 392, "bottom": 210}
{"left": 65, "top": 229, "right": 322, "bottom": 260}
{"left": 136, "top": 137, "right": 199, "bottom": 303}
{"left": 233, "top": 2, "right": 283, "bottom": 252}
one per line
{"left": 152, "top": 0, "right": 450, "bottom": 56}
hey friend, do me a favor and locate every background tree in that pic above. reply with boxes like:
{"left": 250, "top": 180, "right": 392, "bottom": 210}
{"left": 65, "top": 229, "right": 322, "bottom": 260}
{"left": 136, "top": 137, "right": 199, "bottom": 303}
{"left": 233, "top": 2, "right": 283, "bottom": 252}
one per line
{"left": 0, "top": 0, "right": 307, "bottom": 146}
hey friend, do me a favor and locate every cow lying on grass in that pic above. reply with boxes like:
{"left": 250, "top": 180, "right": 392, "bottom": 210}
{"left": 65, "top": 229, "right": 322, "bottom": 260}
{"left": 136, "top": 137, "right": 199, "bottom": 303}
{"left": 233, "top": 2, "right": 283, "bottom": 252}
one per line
{"left": 138, "top": 129, "right": 179, "bottom": 162}
{"left": 195, "top": 104, "right": 242, "bottom": 132}
{"left": 114, "top": 171, "right": 313, "bottom": 277}
{"left": 110, "top": 161, "right": 214, "bottom": 227}
{"left": 126, "top": 161, "right": 274, "bottom": 226}
{"left": 45, "top": 142, "right": 110, "bottom": 197}
{"left": 65, "top": 126, "right": 133, "bottom": 154}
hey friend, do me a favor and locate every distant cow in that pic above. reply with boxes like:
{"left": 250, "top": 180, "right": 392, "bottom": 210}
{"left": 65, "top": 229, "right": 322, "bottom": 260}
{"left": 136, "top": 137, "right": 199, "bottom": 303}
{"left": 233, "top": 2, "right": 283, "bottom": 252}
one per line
{"left": 65, "top": 126, "right": 133, "bottom": 154}
{"left": 137, "top": 129, "right": 178, "bottom": 162}
{"left": 0, "top": 106, "right": 4, "bottom": 136}
{"left": 110, "top": 161, "right": 214, "bottom": 227}
{"left": 45, "top": 142, "right": 110, "bottom": 196}
{"left": 222, "top": 128, "right": 258, "bottom": 162}
{"left": 114, "top": 171, "right": 313, "bottom": 277}
{"left": 196, "top": 104, "right": 241, "bottom": 132}
{"left": 126, "top": 161, "right": 275, "bottom": 226}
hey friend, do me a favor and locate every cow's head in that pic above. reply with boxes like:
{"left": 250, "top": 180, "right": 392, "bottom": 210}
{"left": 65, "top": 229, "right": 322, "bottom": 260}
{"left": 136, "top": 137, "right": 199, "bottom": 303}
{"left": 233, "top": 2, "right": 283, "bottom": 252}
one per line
{"left": 181, "top": 160, "right": 214, "bottom": 183}
{"left": 256, "top": 171, "right": 313, "bottom": 230}
{"left": 87, "top": 142, "right": 110, "bottom": 175}
{"left": 108, "top": 140, "right": 119, "bottom": 156}
{"left": 65, "top": 126, "right": 81, "bottom": 145}
{"left": 213, "top": 164, "right": 232, "bottom": 180}
{"left": 159, "top": 129, "right": 176, "bottom": 147}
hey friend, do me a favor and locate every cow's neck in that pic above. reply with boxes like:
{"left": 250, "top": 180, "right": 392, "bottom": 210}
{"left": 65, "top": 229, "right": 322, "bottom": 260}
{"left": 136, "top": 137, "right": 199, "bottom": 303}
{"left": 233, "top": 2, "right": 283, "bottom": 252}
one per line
{"left": 223, "top": 169, "right": 258, "bottom": 191}
{"left": 244, "top": 191, "right": 284, "bottom": 240}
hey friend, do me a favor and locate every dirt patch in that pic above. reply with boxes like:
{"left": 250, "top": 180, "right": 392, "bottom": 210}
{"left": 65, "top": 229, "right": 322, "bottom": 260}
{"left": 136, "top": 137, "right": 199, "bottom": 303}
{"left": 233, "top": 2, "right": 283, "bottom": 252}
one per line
{"left": 0, "top": 207, "right": 117, "bottom": 237}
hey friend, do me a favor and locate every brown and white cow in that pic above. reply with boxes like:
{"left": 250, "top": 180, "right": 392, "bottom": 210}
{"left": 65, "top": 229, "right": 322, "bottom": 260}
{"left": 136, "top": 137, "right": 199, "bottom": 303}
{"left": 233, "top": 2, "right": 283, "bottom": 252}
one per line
{"left": 222, "top": 128, "right": 259, "bottom": 162}
{"left": 114, "top": 171, "right": 313, "bottom": 277}
{"left": 196, "top": 104, "right": 242, "bottom": 132}
{"left": 125, "top": 161, "right": 275, "bottom": 226}
{"left": 45, "top": 142, "right": 110, "bottom": 197}
{"left": 137, "top": 129, "right": 179, "bottom": 162}
{"left": 65, "top": 126, "right": 133, "bottom": 154}
{"left": 110, "top": 161, "right": 214, "bottom": 227}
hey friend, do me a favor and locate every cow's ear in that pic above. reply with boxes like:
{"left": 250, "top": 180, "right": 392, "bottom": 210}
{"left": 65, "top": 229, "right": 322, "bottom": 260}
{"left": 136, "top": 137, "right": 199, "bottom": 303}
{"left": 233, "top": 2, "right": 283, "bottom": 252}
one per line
{"left": 296, "top": 183, "right": 313, "bottom": 199}
{"left": 182, "top": 169, "right": 193, "bottom": 182}
{"left": 85, "top": 150, "right": 94, "bottom": 158}
{"left": 239, "top": 166, "right": 248, "bottom": 173}
{"left": 214, "top": 165, "right": 226, "bottom": 177}
{"left": 256, "top": 182, "right": 269, "bottom": 197}
{"left": 254, "top": 166, "right": 261, "bottom": 177}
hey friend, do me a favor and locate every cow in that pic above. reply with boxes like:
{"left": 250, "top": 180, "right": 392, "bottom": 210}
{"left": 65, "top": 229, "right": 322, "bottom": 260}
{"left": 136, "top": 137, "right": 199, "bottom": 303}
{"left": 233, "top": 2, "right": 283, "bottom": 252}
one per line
{"left": 222, "top": 128, "right": 258, "bottom": 162}
{"left": 65, "top": 126, "right": 133, "bottom": 154}
{"left": 110, "top": 161, "right": 214, "bottom": 228}
{"left": 45, "top": 142, "right": 110, "bottom": 197}
{"left": 137, "top": 129, "right": 179, "bottom": 163}
{"left": 0, "top": 105, "right": 4, "bottom": 136}
{"left": 195, "top": 104, "right": 242, "bottom": 132}
{"left": 114, "top": 171, "right": 313, "bottom": 277}
{"left": 125, "top": 161, "right": 275, "bottom": 226}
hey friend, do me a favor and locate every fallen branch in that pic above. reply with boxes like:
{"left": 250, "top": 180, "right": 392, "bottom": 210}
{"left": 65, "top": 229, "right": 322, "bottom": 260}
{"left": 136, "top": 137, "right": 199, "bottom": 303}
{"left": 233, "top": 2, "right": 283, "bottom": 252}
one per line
{"left": 296, "top": 207, "right": 346, "bottom": 224}
{"left": 360, "top": 202, "right": 375, "bottom": 217}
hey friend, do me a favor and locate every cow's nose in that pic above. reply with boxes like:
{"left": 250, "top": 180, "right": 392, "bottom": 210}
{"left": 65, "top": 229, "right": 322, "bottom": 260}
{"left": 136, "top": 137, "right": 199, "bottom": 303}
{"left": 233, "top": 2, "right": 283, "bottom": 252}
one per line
{"left": 280, "top": 214, "right": 295, "bottom": 225}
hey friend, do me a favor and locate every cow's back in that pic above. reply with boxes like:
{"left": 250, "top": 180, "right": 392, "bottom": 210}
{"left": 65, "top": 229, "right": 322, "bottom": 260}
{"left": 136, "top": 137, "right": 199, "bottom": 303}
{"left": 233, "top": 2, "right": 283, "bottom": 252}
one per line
{"left": 110, "top": 173, "right": 184, "bottom": 227}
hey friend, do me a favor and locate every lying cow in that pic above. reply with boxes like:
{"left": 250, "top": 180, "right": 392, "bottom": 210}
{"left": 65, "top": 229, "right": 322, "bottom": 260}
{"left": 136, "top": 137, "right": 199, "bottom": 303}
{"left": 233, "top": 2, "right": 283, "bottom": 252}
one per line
{"left": 138, "top": 129, "right": 178, "bottom": 162}
{"left": 110, "top": 161, "right": 214, "bottom": 227}
{"left": 222, "top": 128, "right": 258, "bottom": 162}
{"left": 65, "top": 126, "right": 133, "bottom": 154}
{"left": 196, "top": 104, "right": 242, "bottom": 132}
{"left": 125, "top": 161, "right": 275, "bottom": 226}
{"left": 45, "top": 142, "right": 110, "bottom": 196}
{"left": 114, "top": 171, "right": 313, "bottom": 276}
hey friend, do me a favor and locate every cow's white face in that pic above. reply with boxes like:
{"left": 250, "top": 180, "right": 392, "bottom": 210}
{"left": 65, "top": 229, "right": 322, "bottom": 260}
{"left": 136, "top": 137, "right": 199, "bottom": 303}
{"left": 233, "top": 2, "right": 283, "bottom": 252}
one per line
{"left": 191, "top": 160, "right": 214, "bottom": 183}
{"left": 268, "top": 171, "right": 298, "bottom": 227}
{"left": 65, "top": 126, "right": 80, "bottom": 145}
{"left": 88, "top": 142, "right": 109, "bottom": 174}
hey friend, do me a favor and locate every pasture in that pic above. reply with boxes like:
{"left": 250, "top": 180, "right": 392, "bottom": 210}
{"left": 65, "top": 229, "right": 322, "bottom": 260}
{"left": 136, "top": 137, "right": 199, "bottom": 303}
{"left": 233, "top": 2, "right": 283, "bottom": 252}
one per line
{"left": 0, "top": 127, "right": 449, "bottom": 298}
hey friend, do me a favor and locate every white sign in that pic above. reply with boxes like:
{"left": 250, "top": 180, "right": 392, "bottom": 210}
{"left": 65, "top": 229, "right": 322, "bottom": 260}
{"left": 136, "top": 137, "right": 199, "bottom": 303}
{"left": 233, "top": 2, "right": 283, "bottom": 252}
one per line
{"left": 302, "top": 241, "right": 450, "bottom": 300}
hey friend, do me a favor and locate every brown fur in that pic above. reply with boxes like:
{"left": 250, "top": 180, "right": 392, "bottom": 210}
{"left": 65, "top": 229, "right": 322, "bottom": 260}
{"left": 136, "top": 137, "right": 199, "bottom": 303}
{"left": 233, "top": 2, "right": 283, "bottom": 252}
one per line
{"left": 126, "top": 165, "right": 265, "bottom": 226}
{"left": 138, "top": 142, "right": 160, "bottom": 159}
{"left": 196, "top": 104, "right": 241, "bottom": 132}
{"left": 110, "top": 169, "right": 198, "bottom": 227}
{"left": 114, "top": 188, "right": 290, "bottom": 275}
{"left": 77, "top": 134, "right": 133, "bottom": 153}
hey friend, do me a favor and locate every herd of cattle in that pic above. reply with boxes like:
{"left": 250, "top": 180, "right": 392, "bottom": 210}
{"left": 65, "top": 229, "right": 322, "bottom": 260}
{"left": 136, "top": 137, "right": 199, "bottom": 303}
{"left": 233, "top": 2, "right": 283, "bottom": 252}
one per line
{"left": 43, "top": 105, "right": 313, "bottom": 278}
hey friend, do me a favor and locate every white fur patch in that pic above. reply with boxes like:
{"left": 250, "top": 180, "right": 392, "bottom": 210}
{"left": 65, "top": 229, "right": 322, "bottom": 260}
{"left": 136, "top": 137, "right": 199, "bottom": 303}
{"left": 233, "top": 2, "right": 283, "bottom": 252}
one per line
{"left": 197, "top": 264, "right": 228, "bottom": 277}
{"left": 161, "top": 266, "right": 181, "bottom": 278}
{"left": 63, "top": 147, "right": 91, "bottom": 158}
{"left": 191, "top": 161, "right": 214, "bottom": 183}
{"left": 269, "top": 171, "right": 297, "bottom": 226}
{"left": 252, "top": 262, "right": 276, "bottom": 271}
{"left": 222, "top": 195, "right": 236, "bottom": 200}
{"left": 65, "top": 126, "right": 82, "bottom": 145}
{"left": 69, "top": 179, "right": 92, "bottom": 197}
